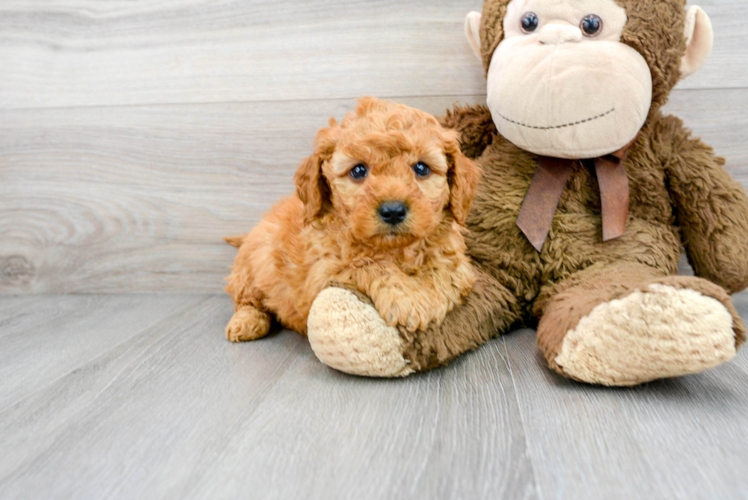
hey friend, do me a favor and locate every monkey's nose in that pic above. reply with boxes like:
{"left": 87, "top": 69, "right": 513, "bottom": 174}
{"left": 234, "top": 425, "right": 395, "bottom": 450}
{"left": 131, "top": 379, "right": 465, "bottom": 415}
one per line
{"left": 538, "top": 24, "right": 582, "bottom": 45}
{"left": 378, "top": 201, "right": 408, "bottom": 226}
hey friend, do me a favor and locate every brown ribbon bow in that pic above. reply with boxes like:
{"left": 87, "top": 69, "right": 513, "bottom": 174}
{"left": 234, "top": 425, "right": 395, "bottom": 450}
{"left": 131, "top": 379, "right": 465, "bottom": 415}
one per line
{"left": 516, "top": 142, "right": 634, "bottom": 252}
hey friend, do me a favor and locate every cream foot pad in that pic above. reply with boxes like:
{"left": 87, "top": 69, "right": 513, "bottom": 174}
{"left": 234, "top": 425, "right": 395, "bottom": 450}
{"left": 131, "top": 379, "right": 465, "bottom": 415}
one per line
{"left": 308, "top": 287, "right": 414, "bottom": 377}
{"left": 556, "top": 284, "right": 736, "bottom": 386}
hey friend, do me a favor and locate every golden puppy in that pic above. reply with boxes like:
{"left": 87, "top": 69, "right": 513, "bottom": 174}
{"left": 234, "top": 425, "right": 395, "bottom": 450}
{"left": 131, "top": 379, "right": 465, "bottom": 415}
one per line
{"left": 224, "top": 97, "right": 480, "bottom": 342}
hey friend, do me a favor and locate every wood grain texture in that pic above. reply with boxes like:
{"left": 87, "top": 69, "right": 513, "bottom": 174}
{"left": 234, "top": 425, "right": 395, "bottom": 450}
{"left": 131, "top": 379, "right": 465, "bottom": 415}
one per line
{"left": 0, "top": 0, "right": 745, "bottom": 110}
{"left": 0, "top": 0, "right": 483, "bottom": 109}
{"left": 0, "top": 294, "right": 538, "bottom": 500}
{"left": 0, "top": 294, "right": 201, "bottom": 409}
{"left": 2, "top": 90, "right": 746, "bottom": 294}
{"left": 1, "top": 294, "right": 747, "bottom": 499}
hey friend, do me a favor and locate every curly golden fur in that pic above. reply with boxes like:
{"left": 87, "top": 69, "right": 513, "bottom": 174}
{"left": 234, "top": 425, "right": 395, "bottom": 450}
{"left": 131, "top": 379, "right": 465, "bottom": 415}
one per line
{"left": 224, "top": 97, "right": 481, "bottom": 341}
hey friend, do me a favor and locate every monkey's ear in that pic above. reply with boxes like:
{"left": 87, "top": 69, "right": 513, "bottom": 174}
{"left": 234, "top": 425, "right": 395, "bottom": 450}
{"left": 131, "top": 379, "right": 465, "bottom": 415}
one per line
{"left": 681, "top": 6, "right": 713, "bottom": 79}
{"left": 464, "top": 12, "right": 482, "bottom": 61}
{"left": 294, "top": 153, "right": 332, "bottom": 225}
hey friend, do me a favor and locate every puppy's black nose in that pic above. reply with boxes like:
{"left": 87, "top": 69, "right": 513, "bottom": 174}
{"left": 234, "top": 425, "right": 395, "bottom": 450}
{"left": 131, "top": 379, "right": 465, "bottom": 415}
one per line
{"left": 378, "top": 201, "right": 408, "bottom": 226}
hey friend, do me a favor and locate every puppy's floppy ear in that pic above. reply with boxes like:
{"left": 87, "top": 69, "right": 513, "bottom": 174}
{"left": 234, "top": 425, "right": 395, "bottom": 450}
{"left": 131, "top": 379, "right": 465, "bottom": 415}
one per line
{"left": 294, "top": 120, "right": 338, "bottom": 224}
{"left": 444, "top": 130, "right": 481, "bottom": 226}
{"left": 294, "top": 154, "right": 329, "bottom": 224}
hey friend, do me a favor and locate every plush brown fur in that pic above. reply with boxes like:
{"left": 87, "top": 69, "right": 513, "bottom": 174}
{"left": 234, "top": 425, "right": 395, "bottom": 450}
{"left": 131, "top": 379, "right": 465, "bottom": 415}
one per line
{"left": 381, "top": 0, "right": 748, "bottom": 378}
{"left": 224, "top": 97, "right": 480, "bottom": 341}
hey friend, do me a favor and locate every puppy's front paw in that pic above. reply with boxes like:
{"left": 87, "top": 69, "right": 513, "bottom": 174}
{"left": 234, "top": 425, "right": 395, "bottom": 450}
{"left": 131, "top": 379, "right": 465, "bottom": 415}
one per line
{"left": 376, "top": 290, "right": 445, "bottom": 332}
{"left": 384, "top": 303, "right": 428, "bottom": 332}
{"left": 226, "top": 306, "right": 271, "bottom": 342}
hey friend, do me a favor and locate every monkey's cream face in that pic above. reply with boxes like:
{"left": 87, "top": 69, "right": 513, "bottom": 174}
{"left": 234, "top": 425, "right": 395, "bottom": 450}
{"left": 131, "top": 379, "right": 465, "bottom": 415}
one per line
{"left": 486, "top": 0, "right": 652, "bottom": 159}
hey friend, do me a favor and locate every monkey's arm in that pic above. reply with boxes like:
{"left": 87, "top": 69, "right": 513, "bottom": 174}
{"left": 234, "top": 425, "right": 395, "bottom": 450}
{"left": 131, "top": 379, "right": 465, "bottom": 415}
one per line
{"left": 398, "top": 265, "right": 520, "bottom": 372}
{"left": 439, "top": 104, "right": 498, "bottom": 160}
{"left": 307, "top": 265, "right": 520, "bottom": 376}
{"left": 663, "top": 116, "right": 748, "bottom": 294}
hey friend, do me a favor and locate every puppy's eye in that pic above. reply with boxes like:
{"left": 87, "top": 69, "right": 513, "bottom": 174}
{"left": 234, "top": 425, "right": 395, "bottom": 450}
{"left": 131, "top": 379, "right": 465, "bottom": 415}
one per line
{"left": 412, "top": 162, "right": 431, "bottom": 178}
{"left": 580, "top": 14, "right": 603, "bottom": 37}
{"left": 349, "top": 164, "right": 368, "bottom": 180}
{"left": 520, "top": 12, "right": 539, "bottom": 34}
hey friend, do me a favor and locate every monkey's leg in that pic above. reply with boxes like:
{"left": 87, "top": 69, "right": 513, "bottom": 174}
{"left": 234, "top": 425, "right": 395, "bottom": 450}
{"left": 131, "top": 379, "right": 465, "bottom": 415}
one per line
{"left": 535, "top": 262, "right": 746, "bottom": 386}
{"left": 306, "top": 267, "right": 521, "bottom": 377}
{"left": 226, "top": 305, "right": 272, "bottom": 342}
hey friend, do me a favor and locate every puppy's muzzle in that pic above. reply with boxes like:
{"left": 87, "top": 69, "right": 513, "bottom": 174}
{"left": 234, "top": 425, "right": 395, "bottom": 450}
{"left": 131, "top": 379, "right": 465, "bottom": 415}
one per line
{"left": 378, "top": 201, "right": 408, "bottom": 226}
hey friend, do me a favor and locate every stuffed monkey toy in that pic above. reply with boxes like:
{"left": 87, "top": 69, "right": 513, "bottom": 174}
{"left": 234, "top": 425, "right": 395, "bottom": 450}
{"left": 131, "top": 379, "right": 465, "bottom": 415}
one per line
{"left": 305, "top": 0, "right": 748, "bottom": 386}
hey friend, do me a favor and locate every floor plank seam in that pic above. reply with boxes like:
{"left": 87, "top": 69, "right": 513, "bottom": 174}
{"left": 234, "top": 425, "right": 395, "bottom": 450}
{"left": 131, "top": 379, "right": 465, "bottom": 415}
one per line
{"left": 2, "top": 87, "right": 745, "bottom": 113}
{"left": 0, "top": 94, "right": 492, "bottom": 113}
{"left": 499, "top": 336, "right": 545, "bottom": 500}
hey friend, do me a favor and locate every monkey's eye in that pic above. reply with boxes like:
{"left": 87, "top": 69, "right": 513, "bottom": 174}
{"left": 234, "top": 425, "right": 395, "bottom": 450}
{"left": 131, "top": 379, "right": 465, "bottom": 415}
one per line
{"left": 412, "top": 162, "right": 431, "bottom": 178}
{"left": 580, "top": 14, "right": 603, "bottom": 37}
{"left": 520, "top": 12, "right": 539, "bottom": 34}
{"left": 349, "top": 164, "right": 368, "bottom": 180}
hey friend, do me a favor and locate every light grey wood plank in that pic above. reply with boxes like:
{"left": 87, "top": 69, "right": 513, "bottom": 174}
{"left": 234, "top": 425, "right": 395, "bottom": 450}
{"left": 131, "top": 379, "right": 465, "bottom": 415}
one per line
{"left": 0, "top": 294, "right": 538, "bottom": 500}
{"left": 2, "top": 90, "right": 745, "bottom": 294}
{"left": 185, "top": 341, "right": 538, "bottom": 500}
{"left": 0, "top": 0, "right": 744, "bottom": 110}
{"left": 0, "top": 294, "right": 202, "bottom": 410}
{"left": 0, "top": 295, "right": 311, "bottom": 499}
{"left": 734, "top": 289, "right": 748, "bottom": 319}
{"left": 0, "top": 294, "right": 39, "bottom": 317}
{"left": 0, "top": 0, "right": 484, "bottom": 110}
{"left": 502, "top": 292, "right": 748, "bottom": 500}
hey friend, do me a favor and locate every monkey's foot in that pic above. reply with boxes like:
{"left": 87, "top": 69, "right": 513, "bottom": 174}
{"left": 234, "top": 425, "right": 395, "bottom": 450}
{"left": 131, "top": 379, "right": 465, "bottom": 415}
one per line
{"left": 307, "top": 287, "right": 414, "bottom": 377}
{"left": 555, "top": 284, "right": 737, "bottom": 386}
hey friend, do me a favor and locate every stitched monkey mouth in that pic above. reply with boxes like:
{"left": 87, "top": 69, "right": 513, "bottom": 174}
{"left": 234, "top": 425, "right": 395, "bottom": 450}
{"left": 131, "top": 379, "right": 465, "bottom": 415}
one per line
{"left": 496, "top": 108, "right": 615, "bottom": 130}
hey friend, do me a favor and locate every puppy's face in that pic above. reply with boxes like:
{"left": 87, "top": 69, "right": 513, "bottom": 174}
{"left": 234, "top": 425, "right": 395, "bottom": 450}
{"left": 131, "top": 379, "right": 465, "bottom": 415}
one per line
{"left": 327, "top": 127, "right": 452, "bottom": 247}
{"left": 295, "top": 98, "right": 480, "bottom": 249}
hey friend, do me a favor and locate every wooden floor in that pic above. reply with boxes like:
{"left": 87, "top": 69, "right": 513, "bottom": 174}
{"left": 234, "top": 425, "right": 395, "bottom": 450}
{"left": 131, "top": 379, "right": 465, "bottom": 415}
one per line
{"left": 1, "top": 293, "right": 747, "bottom": 499}
{"left": 3, "top": 0, "right": 748, "bottom": 498}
